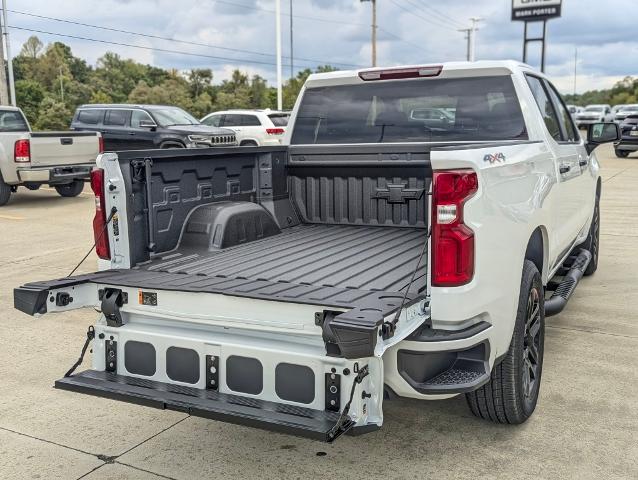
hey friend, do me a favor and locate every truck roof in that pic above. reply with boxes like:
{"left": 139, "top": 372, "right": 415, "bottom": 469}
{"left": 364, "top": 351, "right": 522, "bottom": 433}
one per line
{"left": 304, "top": 60, "right": 535, "bottom": 87}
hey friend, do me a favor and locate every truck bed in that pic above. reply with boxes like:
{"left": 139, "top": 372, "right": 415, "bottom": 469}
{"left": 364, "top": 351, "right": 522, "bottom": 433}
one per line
{"left": 138, "top": 224, "right": 427, "bottom": 294}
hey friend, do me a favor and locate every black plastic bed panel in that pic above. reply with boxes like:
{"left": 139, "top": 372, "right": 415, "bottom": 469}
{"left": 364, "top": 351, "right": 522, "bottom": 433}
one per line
{"left": 142, "top": 224, "right": 427, "bottom": 293}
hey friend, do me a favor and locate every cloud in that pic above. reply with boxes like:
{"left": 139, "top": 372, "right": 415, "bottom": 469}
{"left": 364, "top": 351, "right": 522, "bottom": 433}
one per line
{"left": 10, "top": 0, "right": 638, "bottom": 92}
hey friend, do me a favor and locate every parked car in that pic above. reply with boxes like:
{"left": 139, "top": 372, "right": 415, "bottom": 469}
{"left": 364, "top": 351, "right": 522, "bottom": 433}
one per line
{"left": 566, "top": 104, "right": 584, "bottom": 116}
{"left": 71, "top": 104, "right": 237, "bottom": 151}
{"left": 15, "top": 61, "right": 618, "bottom": 441}
{"left": 200, "top": 109, "right": 290, "bottom": 146}
{"left": 613, "top": 104, "right": 638, "bottom": 123}
{"left": 614, "top": 114, "right": 638, "bottom": 157}
{"left": 574, "top": 104, "right": 613, "bottom": 128}
{"left": 0, "top": 106, "right": 102, "bottom": 206}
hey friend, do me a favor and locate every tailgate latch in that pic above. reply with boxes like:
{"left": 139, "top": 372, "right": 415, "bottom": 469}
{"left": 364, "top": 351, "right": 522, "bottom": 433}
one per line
{"left": 100, "top": 288, "right": 127, "bottom": 327}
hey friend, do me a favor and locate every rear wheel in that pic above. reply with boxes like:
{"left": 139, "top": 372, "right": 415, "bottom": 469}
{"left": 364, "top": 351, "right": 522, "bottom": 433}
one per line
{"left": 466, "top": 260, "right": 544, "bottom": 424}
{"left": 0, "top": 172, "right": 11, "bottom": 206}
{"left": 54, "top": 180, "right": 84, "bottom": 198}
{"left": 615, "top": 149, "right": 629, "bottom": 158}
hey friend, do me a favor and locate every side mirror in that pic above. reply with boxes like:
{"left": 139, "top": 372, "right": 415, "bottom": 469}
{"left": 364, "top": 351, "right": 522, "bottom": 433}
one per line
{"left": 586, "top": 122, "right": 620, "bottom": 154}
{"left": 139, "top": 120, "right": 157, "bottom": 129}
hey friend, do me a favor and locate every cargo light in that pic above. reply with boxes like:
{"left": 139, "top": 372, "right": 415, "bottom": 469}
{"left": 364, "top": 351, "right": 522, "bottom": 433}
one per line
{"left": 98, "top": 136, "right": 104, "bottom": 154}
{"left": 14, "top": 139, "right": 31, "bottom": 163}
{"left": 266, "top": 128, "right": 285, "bottom": 135}
{"left": 358, "top": 65, "right": 443, "bottom": 81}
{"left": 431, "top": 169, "right": 478, "bottom": 287}
{"left": 90, "top": 168, "right": 111, "bottom": 260}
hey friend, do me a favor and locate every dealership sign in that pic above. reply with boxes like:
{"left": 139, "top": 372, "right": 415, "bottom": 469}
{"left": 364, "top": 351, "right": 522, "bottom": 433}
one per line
{"left": 512, "top": 0, "right": 562, "bottom": 21}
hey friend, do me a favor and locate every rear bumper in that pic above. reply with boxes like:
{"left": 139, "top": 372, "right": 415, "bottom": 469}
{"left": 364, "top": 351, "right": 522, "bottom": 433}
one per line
{"left": 17, "top": 163, "right": 93, "bottom": 184}
{"left": 615, "top": 139, "right": 638, "bottom": 151}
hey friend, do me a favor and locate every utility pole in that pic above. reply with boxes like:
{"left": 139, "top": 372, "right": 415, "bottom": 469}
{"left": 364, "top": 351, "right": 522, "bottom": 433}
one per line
{"left": 275, "top": 0, "right": 282, "bottom": 110}
{"left": 0, "top": 6, "right": 9, "bottom": 105}
{"left": 468, "top": 17, "right": 483, "bottom": 62}
{"left": 360, "top": 0, "right": 377, "bottom": 67}
{"left": 1, "top": 0, "right": 14, "bottom": 106}
{"left": 289, "top": 0, "right": 293, "bottom": 79}
{"left": 573, "top": 47, "right": 578, "bottom": 96}
{"left": 458, "top": 28, "right": 471, "bottom": 61}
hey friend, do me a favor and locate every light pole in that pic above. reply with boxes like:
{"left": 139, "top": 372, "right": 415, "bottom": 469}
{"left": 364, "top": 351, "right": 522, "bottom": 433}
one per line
{"left": 1, "top": 0, "right": 15, "bottom": 106}
{"left": 360, "top": 0, "right": 377, "bottom": 67}
{"left": 275, "top": 0, "right": 282, "bottom": 110}
{"left": 468, "top": 17, "right": 483, "bottom": 62}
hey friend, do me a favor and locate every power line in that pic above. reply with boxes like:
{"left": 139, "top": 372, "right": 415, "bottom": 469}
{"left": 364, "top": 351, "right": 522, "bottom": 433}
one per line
{"left": 388, "top": 0, "right": 458, "bottom": 31}
{"left": 8, "top": 9, "right": 361, "bottom": 68}
{"left": 411, "top": 0, "right": 466, "bottom": 29}
{"left": 8, "top": 25, "right": 312, "bottom": 68}
{"left": 213, "top": 0, "right": 428, "bottom": 53}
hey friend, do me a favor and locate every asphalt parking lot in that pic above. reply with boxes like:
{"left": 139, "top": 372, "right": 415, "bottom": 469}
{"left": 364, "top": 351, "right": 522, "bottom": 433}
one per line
{"left": 0, "top": 143, "right": 637, "bottom": 480}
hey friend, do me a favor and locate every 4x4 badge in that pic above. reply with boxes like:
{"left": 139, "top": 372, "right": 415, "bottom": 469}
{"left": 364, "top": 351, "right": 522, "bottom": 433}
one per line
{"left": 484, "top": 152, "right": 506, "bottom": 164}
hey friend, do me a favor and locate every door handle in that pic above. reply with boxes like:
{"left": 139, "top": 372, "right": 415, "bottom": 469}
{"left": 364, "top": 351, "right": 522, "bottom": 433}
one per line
{"left": 559, "top": 165, "right": 571, "bottom": 174}
{"left": 579, "top": 159, "right": 588, "bottom": 167}
{"left": 128, "top": 132, "right": 136, "bottom": 136}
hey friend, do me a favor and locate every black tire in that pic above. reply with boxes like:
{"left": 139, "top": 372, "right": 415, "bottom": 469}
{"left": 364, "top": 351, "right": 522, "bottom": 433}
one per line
{"left": 615, "top": 149, "right": 629, "bottom": 158}
{"left": 582, "top": 197, "right": 600, "bottom": 276}
{"left": 54, "top": 180, "right": 85, "bottom": 198}
{"left": 0, "top": 172, "right": 11, "bottom": 206}
{"left": 466, "top": 260, "right": 545, "bottom": 424}
{"left": 160, "top": 141, "right": 185, "bottom": 149}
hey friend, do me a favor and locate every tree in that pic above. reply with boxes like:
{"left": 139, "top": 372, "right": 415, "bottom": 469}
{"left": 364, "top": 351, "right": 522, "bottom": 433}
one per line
{"left": 188, "top": 68, "right": 213, "bottom": 97}
{"left": 20, "top": 36, "right": 43, "bottom": 58}
{"left": 34, "top": 97, "right": 71, "bottom": 130}
{"left": 15, "top": 80, "right": 45, "bottom": 124}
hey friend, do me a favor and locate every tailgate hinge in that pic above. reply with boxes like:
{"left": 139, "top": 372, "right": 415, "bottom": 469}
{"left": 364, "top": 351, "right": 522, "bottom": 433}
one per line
{"left": 100, "top": 288, "right": 128, "bottom": 327}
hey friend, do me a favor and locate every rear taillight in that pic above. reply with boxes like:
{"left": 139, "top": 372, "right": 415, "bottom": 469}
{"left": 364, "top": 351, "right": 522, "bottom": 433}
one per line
{"left": 90, "top": 168, "right": 110, "bottom": 260}
{"left": 266, "top": 128, "right": 285, "bottom": 135}
{"left": 431, "top": 169, "right": 478, "bottom": 287}
{"left": 14, "top": 139, "right": 31, "bottom": 163}
{"left": 98, "top": 136, "right": 104, "bottom": 154}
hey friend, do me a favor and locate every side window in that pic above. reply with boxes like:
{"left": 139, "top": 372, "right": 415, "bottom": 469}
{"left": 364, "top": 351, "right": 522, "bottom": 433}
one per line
{"left": 222, "top": 115, "right": 241, "bottom": 127}
{"left": 240, "top": 115, "right": 261, "bottom": 126}
{"left": 202, "top": 115, "right": 221, "bottom": 127}
{"left": 544, "top": 81, "right": 580, "bottom": 142}
{"left": 526, "top": 75, "right": 562, "bottom": 141}
{"left": 105, "top": 109, "right": 129, "bottom": 127}
{"left": 131, "top": 110, "right": 154, "bottom": 128}
{"left": 77, "top": 109, "right": 104, "bottom": 125}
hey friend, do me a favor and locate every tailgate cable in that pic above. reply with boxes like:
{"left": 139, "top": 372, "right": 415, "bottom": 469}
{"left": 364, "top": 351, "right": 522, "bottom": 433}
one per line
{"left": 67, "top": 207, "right": 117, "bottom": 277}
{"left": 327, "top": 364, "right": 369, "bottom": 441}
{"left": 381, "top": 228, "right": 430, "bottom": 339}
{"left": 64, "top": 326, "right": 95, "bottom": 377}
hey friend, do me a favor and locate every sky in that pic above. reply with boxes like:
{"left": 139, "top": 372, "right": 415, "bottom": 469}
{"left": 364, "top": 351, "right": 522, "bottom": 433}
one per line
{"left": 6, "top": 0, "right": 638, "bottom": 94}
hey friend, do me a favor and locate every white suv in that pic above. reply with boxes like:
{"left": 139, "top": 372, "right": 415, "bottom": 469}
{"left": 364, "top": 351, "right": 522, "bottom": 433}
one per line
{"left": 200, "top": 109, "right": 289, "bottom": 146}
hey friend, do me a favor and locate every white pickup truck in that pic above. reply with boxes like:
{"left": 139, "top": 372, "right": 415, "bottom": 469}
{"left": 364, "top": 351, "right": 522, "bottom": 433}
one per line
{"left": 0, "top": 106, "right": 102, "bottom": 206}
{"left": 14, "top": 61, "right": 619, "bottom": 441}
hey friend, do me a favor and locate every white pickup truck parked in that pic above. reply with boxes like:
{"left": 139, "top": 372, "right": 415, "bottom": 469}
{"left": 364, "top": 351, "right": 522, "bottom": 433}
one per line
{"left": 14, "top": 61, "right": 619, "bottom": 441}
{"left": 0, "top": 107, "right": 102, "bottom": 206}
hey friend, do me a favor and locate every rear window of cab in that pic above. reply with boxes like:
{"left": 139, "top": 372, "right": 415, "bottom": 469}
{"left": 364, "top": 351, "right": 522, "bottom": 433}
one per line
{"left": 291, "top": 75, "right": 527, "bottom": 144}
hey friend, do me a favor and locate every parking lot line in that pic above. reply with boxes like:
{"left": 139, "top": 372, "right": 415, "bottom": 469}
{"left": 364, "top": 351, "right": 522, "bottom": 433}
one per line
{"left": 0, "top": 214, "right": 25, "bottom": 221}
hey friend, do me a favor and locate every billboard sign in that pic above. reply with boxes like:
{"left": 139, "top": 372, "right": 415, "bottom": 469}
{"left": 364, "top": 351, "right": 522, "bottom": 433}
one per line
{"left": 512, "top": 0, "right": 562, "bottom": 21}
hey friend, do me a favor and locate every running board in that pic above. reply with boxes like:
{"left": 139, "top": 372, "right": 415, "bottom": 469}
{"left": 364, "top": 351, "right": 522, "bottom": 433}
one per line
{"left": 56, "top": 370, "right": 358, "bottom": 442}
{"left": 545, "top": 249, "right": 591, "bottom": 317}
